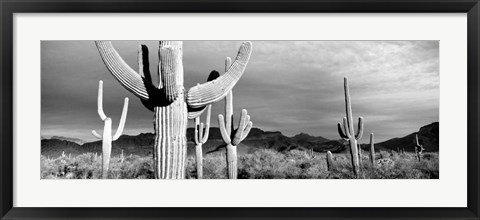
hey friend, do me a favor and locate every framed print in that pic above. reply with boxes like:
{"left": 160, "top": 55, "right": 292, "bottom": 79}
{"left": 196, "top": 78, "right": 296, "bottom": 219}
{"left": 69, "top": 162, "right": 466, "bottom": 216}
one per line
{"left": 1, "top": 0, "right": 479, "bottom": 219}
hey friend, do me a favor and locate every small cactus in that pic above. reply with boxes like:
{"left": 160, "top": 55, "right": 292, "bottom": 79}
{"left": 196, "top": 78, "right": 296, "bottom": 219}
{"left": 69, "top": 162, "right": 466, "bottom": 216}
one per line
{"left": 218, "top": 58, "right": 253, "bottom": 179}
{"left": 193, "top": 104, "right": 211, "bottom": 179}
{"left": 337, "top": 77, "right": 364, "bottom": 178}
{"left": 120, "top": 149, "right": 124, "bottom": 163}
{"left": 326, "top": 151, "right": 334, "bottom": 171}
{"left": 91, "top": 80, "right": 129, "bottom": 179}
{"left": 369, "top": 133, "right": 375, "bottom": 165}
{"left": 414, "top": 134, "right": 424, "bottom": 161}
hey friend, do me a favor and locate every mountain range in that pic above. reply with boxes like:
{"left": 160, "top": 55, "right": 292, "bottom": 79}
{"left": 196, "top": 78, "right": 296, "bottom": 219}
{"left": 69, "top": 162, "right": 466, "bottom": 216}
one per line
{"left": 41, "top": 122, "right": 439, "bottom": 158}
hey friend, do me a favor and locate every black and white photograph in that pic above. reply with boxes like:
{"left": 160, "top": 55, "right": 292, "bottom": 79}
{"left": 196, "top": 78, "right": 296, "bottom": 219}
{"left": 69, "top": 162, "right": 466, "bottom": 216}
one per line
{"left": 40, "top": 40, "right": 439, "bottom": 179}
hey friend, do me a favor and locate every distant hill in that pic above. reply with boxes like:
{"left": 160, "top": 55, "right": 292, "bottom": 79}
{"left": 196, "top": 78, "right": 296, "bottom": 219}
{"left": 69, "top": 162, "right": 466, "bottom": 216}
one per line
{"left": 41, "top": 122, "right": 439, "bottom": 158}
{"left": 50, "top": 136, "right": 86, "bottom": 145}
{"left": 373, "top": 122, "right": 439, "bottom": 152}
{"left": 40, "top": 127, "right": 347, "bottom": 158}
{"left": 41, "top": 139, "right": 82, "bottom": 157}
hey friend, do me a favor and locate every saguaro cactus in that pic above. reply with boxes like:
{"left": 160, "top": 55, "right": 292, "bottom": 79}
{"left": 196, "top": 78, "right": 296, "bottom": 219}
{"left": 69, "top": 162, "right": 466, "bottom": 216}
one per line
{"left": 95, "top": 41, "right": 252, "bottom": 179}
{"left": 193, "top": 104, "right": 211, "bottom": 179}
{"left": 414, "top": 134, "right": 424, "bottom": 161}
{"left": 218, "top": 57, "right": 253, "bottom": 179}
{"left": 92, "top": 80, "right": 129, "bottom": 179}
{"left": 369, "top": 133, "right": 375, "bottom": 165}
{"left": 326, "top": 151, "right": 334, "bottom": 171}
{"left": 337, "top": 77, "right": 364, "bottom": 178}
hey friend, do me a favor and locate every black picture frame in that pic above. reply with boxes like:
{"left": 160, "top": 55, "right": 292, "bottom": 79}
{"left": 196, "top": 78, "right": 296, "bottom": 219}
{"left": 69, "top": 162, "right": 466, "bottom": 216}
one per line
{"left": 1, "top": 0, "right": 479, "bottom": 219}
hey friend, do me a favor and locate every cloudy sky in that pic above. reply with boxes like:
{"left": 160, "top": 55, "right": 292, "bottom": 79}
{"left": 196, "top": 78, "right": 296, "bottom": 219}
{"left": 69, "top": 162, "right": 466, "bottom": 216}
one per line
{"left": 41, "top": 41, "right": 439, "bottom": 143}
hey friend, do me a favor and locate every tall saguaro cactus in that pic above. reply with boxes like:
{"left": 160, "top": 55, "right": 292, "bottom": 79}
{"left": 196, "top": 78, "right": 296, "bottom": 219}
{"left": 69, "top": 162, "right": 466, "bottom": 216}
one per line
{"left": 193, "top": 104, "right": 211, "bottom": 179}
{"left": 92, "top": 80, "right": 129, "bottom": 179}
{"left": 337, "top": 77, "right": 364, "bottom": 178}
{"left": 95, "top": 41, "right": 252, "bottom": 179}
{"left": 414, "top": 134, "right": 424, "bottom": 162}
{"left": 218, "top": 57, "right": 253, "bottom": 179}
{"left": 369, "top": 133, "right": 375, "bottom": 165}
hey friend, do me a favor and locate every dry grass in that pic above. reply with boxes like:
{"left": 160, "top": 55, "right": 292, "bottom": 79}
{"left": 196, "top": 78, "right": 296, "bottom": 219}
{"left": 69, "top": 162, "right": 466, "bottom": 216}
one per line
{"left": 41, "top": 149, "right": 438, "bottom": 179}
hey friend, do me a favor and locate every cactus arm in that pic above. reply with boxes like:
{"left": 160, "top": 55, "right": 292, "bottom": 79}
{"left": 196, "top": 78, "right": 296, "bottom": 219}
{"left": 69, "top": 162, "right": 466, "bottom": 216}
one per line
{"left": 244, "top": 114, "right": 251, "bottom": 128}
{"left": 337, "top": 122, "right": 348, "bottom": 139}
{"left": 92, "top": 130, "right": 102, "bottom": 139}
{"left": 138, "top": 45, "right": 151, "bottom": 81}
{"left": 194, "top": 117, "right": 200, "bottom": 144}
{"left": 97, "top": 80, "right": 107, "bottom": 120}
{"left": 113, "top": 97, "right": 129, "bottom": 141}
{"left": 218, "top": 114, "right": 231, "bottom": 143}
{"left": 187, "top": 108, "right": 206, "bottom": 119}
{"left": 198, "top": 123, "right": 204, "bottom": 143}
{"left": 342, "top": 117, "right": 351, "bottom": 138}
{"left": 338, "top": 117, "right": 350, "bottom": 139}
{"left": 138, "top": 44, "right": 157, "bottom": 112}
{"left": 186, "top": 42, "right": 252, "bottom": 108}
{"left": 355, "top": 117, "right": 364, "bottom": 140}
{"left": 415, "top": 134, "right": 420, "bottom": 146}
{"left": 232, "top": 109, "right": 249, "bottom": 146}
{"left": 241, "top": 121, "right": 253, "bottom": 141}
{"left": 159, "top": 46, "right": 180, "bottom": 102}
{"left": 95, "top": 41, "right": 151, "bottom": 100}
{"left": 225, "top": 57, "right": 232, "bottom": 72}
{"left": 187, "top": 83, "right": 208, "bottom": 120}
{"left": 187, "top": 71, "right": 220, "bottom": 119}
{"left": 201, "top": 105, "right": 211, "bottom": 143}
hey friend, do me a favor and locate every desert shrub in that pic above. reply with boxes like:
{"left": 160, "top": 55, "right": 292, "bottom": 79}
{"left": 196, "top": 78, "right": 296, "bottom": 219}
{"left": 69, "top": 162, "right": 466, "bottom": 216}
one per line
{"left": 108, "top": 155, "right": 154, "bottom": 179}
{"left": 238, "top": 149, "right": 288, "bottom": 179}
{"left": 203, "top": 153, "right": 228, "bottom": 179}
{"left": 379, "top": 150, "right": 391, "bottom": 159}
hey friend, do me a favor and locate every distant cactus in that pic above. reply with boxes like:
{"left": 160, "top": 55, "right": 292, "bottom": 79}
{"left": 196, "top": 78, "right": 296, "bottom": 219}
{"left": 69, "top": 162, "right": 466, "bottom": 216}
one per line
{"left": 337, "top": 77, "right": 364, "bottom": 178}
{"left": 193, "top": 104, "right": 211, "bottom": 179}
{"left": 218, "top": 58, "right": 253, "bottom": 179}
{"left": 95, "top": 41, "right": 252, "bottom": 179}
{"left": 91, "top": 80, "right": 129, "bottom": 179}
{"left": 120, "top": 149, "right": 124, "bottom": 163}
{"left": 326, "top": 151, "right": 334, "bottom": 171}
{"left": 414, "top": 134, "right": 424, "bottom": 161}
{"left": 369, "top": 133, "right": 375, "bottom": 165}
